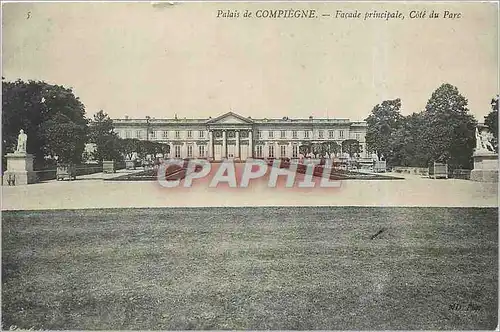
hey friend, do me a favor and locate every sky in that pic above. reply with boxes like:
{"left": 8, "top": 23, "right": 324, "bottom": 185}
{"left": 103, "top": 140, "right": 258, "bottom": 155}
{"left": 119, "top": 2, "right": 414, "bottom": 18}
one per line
{"left": 2, "top": 2, "right": 498, "bottom": 121}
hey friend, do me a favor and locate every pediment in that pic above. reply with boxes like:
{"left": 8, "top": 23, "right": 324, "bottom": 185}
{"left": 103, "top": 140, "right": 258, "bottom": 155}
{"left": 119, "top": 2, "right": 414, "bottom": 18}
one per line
{"left": 207, "top": 111, "right": 253, "bottom": 124}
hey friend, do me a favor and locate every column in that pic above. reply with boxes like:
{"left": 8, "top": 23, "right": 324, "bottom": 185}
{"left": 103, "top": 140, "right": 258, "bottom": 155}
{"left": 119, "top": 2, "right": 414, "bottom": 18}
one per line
{"left": 222, "top": 130, "right": 227, "bottom": 159}
{"left": 235, "top": 131, "right": 240, "bottom": 159}
{"left": 182, "top": 143, "right": 187, "bottom": 159}
{"left": 208, "top": 131, "right": 213, "bottom": 160}
{"left": 248, "top": 130, "right": 253, "bottom": 158}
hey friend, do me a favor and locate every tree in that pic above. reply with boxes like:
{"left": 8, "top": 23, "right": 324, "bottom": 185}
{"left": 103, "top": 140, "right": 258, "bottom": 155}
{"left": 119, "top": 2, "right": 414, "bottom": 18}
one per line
{"left": 311, "top": 142, "right": 324, "bottom": 158}
{"left": 2, "top": 79, "right": 88, "bottom": 168}
{"left": 40, "top": 113, "right": 88, "bottom": 164}
{"left": 341, "top": 139, "right": 361, "bottom": 157}
{"left": 119, "top": 138, "right": 140, "bottom": 160}
{"left": 484, "top": 95, "right": 498, "bottom": 151}
{"left": 299, "top": 143, "right": 312, "bottom": 156}
{"left": 388, "top": 113, "right": 427, "bottom": 166}
{"left": 365, "top": 98, "right": 404, "bottom": 160}
{"left": 139, "top": 140, "right": 170, "bottom": 157}
{"left": 89, "top": 110, "right": 122, "bottom": 162}
{"left": 321, "top": 141, "right": 341, "bottom": 158}
{"left": 421, "top": 83, "right": 477, "bottom": 168}
{"left": 491, "top": 95, "right": 499, "bottom": 112}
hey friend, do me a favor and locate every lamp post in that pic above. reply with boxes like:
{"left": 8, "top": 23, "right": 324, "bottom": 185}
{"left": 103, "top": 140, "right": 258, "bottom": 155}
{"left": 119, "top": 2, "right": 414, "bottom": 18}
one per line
{"left": 145, "top": 116, "right": 151, "bottom": 141}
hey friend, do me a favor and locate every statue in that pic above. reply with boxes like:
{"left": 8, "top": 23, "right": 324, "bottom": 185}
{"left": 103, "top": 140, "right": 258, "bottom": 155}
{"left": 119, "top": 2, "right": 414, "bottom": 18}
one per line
{"left": 476, "top": 127, "right": 495, "bottom": 152}
{"left": 475, "top": 127, "right": 484, "bottom": 151}
{"left": 482, "top": 131, "right": 495, "bottom": 152}
{"left": 16, "top": 129, "right": 27, "bottom": 154}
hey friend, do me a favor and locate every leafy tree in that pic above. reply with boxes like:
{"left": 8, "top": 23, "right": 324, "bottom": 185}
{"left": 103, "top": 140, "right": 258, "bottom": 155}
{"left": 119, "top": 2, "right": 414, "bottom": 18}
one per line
{"left": 491, "top": 95, "right": 499, "bottom": 112}
{"left": 121, "top": 139, "right": 170, "bottom": 160}
{"left": 365, "top": 98, "right": 404, "bottom": 160}
{"left": 321, "top": 141, "right": 340, "bottom": 158}
{"left": 341, "top": 139, "right": 361, "bottom": 157}
{"left": 2, "top": 79, "right": 88, "bottom": 168}
{"left": 40, "top": 113, "right": 88, "bottom": 164}
{"left": 140, "top": 141, "right": 170, "bottom": 157}
{"left": 89, "top": 110, "right": 122, "bottom": 162}
{"left": 388, "top": 113, "right": 427, "bottom": 166}
{"left": 297, "top": 141, "right": 340, "bottom": 159}
{"left": 420, "top": 83, "right": 476, "bottom": 168}
{"left": 299, "top": 143, "right": 312, "bottom": 156}
{"left": 484, "top": 95, "right": 498, "bottom": 151}
{"left": 311, "top": 142, "right": 324, "bottom": 158}
{"left": 119, "top": 138, "right": 140, "bottom": 160}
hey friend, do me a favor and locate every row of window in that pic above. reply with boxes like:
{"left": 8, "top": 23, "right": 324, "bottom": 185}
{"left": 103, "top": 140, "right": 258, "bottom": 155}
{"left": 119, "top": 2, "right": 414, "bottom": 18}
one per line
{"left": 169, "top": 144, "right": 367, "bottom": 159}
{"left": 255, "top": 145, "right": 299, "bottom": 158}
{"left": 120, "top": 129, "right": 362, "bottom": 141}
{"left": 172, "top": 145, "right": 206, "bottom": 158}
{"left": 121, "top": 130, "right": 206, "bottom": 139}
{"left": 172, "top": 145, "right": 296, "bottom": 159}
{"left": 258, "top": 130, "right": 357, "bottom": 140}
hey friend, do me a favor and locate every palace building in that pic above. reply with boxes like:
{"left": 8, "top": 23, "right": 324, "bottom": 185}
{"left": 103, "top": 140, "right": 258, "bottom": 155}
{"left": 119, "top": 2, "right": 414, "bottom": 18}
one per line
{"left": 112, "top": 111, "right": 369, "bottom": 161}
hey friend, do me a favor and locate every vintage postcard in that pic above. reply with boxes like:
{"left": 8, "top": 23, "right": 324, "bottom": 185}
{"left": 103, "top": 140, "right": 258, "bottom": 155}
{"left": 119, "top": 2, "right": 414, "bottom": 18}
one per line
{"left": 1, "top": 1, "right": 498, "bottom": 330}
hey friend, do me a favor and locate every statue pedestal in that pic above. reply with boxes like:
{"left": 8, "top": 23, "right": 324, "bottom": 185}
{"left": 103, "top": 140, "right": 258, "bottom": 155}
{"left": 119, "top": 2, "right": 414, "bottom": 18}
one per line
{"left": 470, "top": 150, "right": 498, "bottom": 182}
{"left": 3, "top": 152, "right": 37, "bottom": 185}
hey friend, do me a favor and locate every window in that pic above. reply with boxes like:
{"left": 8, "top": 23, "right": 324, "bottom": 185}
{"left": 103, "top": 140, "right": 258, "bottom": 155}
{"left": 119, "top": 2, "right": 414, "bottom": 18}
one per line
{"left": 258, "top": 131, "right": 262, "bottom": 139}
{"left": 187, "top": 131, "right": 192, "bottom": 138}
{"left": 199, "top": 145, "right": 205, "bottom": 158}
{"left": 187, "top": 145, "right": 193, "bottom": 158}
{"left": 280, "top": 130, "right": 286, "bottom": 138}
{"left": 268, "top": 131, "right": 274, "bottom": 138}
{"left": 269, "top": 145, "right": 275, "bottom": 158}
{"left": 256, "top": 145, "right": 263, "bottom": 158}
{"left": 280, "top": 145, "right": 287, "bottom": 158}
{"left": 175, "top": 131, "right": 180, "bottom": 139}
{"left": 355, "top": 133, "right": 360, "bottom": 141}
{"left": 318, "top": 130, "right": 324, "bottom": 139}
{"left": 304, "top": 131, "right": 310, "bottom": 139}
{"left": 163, "top": 131, "right": 169, "bottom": 138}
{"left": 339, "top": 130, "right": 345, "bottom": 139}
{"left": 292, "top": 145, "right": 298, "bottom": 158}
{"left": 292, "top": 131, "right": 298, "bottom": 139}
{"left": 199, "top": 131, "right": 205, "bottom": 138}
{"left": 136, "top": 130, "right": 142, "bottom": 139}
{"left": 329, "top": 130, "right": 334, "bottom": 139}
{"left": 151, "top": 131, "right": 157, "bottom": 139}
{"left": 174, "top": 145, "right": 181, "bottom": 158}
{"left": 125, "top": 131, "right": 131, "bottom": 138}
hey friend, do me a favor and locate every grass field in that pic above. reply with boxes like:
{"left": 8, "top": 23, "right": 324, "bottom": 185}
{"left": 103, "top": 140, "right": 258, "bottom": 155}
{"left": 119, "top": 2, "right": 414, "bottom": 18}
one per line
{"left": 2, "top": 207, "right": 497, "bottom": 330}
{"left": 108, "top": 163, "right": 403, "bottom": 181}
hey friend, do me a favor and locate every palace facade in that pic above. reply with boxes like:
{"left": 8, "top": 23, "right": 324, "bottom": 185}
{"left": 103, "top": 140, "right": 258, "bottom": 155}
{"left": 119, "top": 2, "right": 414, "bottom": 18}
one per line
{"left": 112, "top": 112, "right": 369, "bottom": 161}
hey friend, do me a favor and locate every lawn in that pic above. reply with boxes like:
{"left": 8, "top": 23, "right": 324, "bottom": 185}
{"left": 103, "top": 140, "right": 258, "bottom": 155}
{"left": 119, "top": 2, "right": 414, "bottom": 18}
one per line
{"left": 108, "top": 163, "right": 403, "bottom": 181}
{"left": 2, "top": 207, "right": 497, "bottom": 330}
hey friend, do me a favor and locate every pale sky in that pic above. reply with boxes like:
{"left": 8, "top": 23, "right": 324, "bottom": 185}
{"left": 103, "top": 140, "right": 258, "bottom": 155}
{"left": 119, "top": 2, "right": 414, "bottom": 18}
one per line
{"left": 2, "top": 2, "right": 498, "bottom": 121}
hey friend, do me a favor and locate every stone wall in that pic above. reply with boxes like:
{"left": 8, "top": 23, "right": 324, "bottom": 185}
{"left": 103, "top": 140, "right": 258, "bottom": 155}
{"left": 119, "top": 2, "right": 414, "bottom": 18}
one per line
{"left": 392, "top": 166, "right": 429, "bottom": 176}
